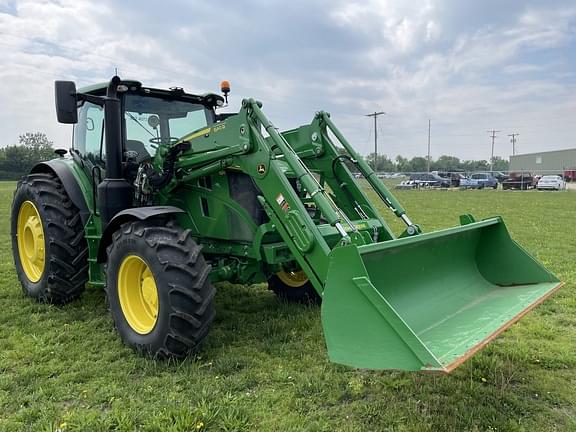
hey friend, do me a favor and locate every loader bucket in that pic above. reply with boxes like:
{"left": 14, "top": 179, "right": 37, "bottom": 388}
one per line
{"left": 321, "top": 217, "right": 562, "bottom": 372}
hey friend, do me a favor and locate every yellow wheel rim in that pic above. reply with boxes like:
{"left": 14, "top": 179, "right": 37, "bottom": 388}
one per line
{"left": 277, "top": 270, "right": 309, "bottom": 288}
{"left": 117, "top": 255, "right": 159, "bottom": 334}
{"left": 17, "top": 200, "right": 45, "bottom": 282}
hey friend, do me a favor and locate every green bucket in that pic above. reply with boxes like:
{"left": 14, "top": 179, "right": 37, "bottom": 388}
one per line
{"left": 321, "top": 217, "right": 562, "bottom": 372}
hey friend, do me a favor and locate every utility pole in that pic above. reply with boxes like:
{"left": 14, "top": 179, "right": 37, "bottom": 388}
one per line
{"left": 427, "top": 119, "right": 431, "bottom": 172}
{"left": 365, "top": 111, "right": 386, "bottom": 172}
{"left": 487, "top": 129, "right": 500, "bottom": 172}
{"left": 508, "top": 133, "right": 519, "bottom": 156}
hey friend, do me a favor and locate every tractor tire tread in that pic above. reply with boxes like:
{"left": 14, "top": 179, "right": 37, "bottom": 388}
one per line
{"left": 105, "top": 220, "right": 215, "bottom": 359}
{"left": 11, "top": 172, "right": 88, "bottom": 304}
{"left": 268, "top": 273, "right": 321, "bottom": 304}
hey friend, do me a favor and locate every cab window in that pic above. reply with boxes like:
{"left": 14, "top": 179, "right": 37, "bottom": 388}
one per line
{"left": 74, "top": 101, "right": 105, "bottom": 163}
{"left": 124, "top": 94, "right": 211, "bottom": 161}
{"left": 168, "top": 110, "right": 209, "bottom": 137}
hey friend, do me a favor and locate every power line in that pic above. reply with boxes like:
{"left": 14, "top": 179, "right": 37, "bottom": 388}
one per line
{"left": 427, "top": 119, "right": 431, "bottom": 172}
{"left": 487, "top": 129, "right": 501, "bottom": 172}
{"left": 365, "top": 122, "right": 373, "bottom": 148}
{"left": 508, "top": 133, "right": 519, "bottom": 156}
{"left": 365, "top": 111, "right": 386, "bottom": 171}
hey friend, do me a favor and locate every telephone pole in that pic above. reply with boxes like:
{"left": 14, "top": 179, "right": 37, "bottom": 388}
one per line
{"left": 487, "top": 130, "right": 500, "bottom": 172}
{"left": 508, "top": 133, "right": 519, "bottom": 156}
{"left": 365, "top": 111, "right": 386, "bottom": 171}
{"left": 427, "top": 119, "right": 431, "bottom": 172}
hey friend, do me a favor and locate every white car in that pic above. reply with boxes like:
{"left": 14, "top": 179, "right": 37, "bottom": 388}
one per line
{"left": 537, "top": 175, "right": 566, "bottom": 190}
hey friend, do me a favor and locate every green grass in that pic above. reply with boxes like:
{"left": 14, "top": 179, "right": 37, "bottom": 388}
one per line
{"left": 0, "top": 181, "right": 575, "bottom": 431}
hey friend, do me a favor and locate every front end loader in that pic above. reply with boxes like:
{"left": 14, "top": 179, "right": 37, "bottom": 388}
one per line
{"left": 11, "top": 76, "right": 562, "bottom": 372}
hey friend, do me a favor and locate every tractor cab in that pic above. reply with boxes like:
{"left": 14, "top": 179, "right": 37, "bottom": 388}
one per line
{"left": 71, "top": 80, "right": 222, "bottom": 171}
{"left": 55, "top": 77, "right": 225, "bottom": 226}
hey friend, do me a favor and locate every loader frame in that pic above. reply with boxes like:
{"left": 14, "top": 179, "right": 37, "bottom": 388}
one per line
{"left": 46, "top": 88, "right": 421, "bottom": 294}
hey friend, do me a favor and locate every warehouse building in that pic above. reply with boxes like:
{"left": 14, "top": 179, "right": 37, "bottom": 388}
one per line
{"left": 509, "top": 148, "right": 576, "bottom": 174}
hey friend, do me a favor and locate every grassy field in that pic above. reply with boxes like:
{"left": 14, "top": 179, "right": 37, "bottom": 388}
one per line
{"left": 0, "top": 180, "right": 574, "bottom": 431}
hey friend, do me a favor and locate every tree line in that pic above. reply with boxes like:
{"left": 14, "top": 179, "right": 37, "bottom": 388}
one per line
{"left": 0, "top": 132, "right": 510, "bottom": 181}
{"left": 0, "top": 132, "right": 55, "bottom": 180}
{"left": 364, "top": 153, "right": 509, "bottom": 173}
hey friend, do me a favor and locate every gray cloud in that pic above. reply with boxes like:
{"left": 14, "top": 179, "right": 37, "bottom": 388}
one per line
{"left": 0, "top": 0, "right": 575, "bottom": 161}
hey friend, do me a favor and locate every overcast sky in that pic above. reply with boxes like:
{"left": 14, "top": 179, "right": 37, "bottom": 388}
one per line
{"left": 1, "top": 0, "right": 575, "bottom": 161}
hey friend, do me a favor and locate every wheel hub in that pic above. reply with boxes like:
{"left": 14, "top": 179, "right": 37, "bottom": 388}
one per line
{"left": 117, "top": 255, "right": 159, "bottom": 334}
{"left": 141, "top": 271, "right": 158, "bottom": 316}
{"left": 17, "top": 201, "right": 45, "bottom": 282}
{"left": 277, "top": 269, "right": 309, "bottom": 288}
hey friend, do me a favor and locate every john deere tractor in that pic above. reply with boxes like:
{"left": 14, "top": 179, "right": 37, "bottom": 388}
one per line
{"left": 11, "top": 76, "right": 562, "bottom": 372}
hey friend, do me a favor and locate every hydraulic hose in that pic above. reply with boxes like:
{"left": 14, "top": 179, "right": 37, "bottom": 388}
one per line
{"left": 146, "top": 141, "right": 191, "bottom": 189}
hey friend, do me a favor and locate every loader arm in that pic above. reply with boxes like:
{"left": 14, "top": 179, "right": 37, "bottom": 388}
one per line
{"left": 167, "top": 99, "right": 411, "bottom": 291}
{"left": 161, "top": 98, "right": 561, "bottom": 372}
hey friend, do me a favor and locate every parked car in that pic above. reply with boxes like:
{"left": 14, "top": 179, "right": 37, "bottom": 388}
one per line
{"left": 459, "top": 177, "right": 484, "bottom": 189}
{"left": 409, "top": 173, "right": 450, "bottom": 187}
{"left": 490, "top": 171, "right": 509, "bottom": 183}
{"left": 390, "top": 173, "right": 406, "bottom": 179}
{"left": 502, "top": 172, "right": 534, "bottom": 190}
{"left": 437, "top": 172, "right": 466, "bottom": 187}
{"left": 395, "top": 180, "right": 417, "bottom": 190}
{"left": 537, "top": 175, "right": 566, "bottom": 191}
{"left": 563, "top": 169, "right": 576, "bottom": 182}
{"left": 470, "top": 172, "right": 498, "bottom": 189}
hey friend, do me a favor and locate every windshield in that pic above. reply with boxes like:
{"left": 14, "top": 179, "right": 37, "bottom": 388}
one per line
{"left": 124, "top": 94, "right": 212, "bottom": 159}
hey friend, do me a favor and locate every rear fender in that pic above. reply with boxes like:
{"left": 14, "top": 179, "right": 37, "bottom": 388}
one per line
{"left": 96, "top": 206, "right": 185, "bottom": 263}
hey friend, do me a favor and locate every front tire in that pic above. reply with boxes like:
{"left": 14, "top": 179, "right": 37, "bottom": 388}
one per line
{"left": 105, "top": 220, "right": 215, "bottom": 358}
{"left": 11, "top": 173, "right": 88, "bottom": 304}
{"left": 268, "top": 269, "right": 321, "bottom": 304}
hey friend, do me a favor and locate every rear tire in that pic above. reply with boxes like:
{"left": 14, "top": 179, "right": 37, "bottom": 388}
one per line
{"left": 105, "top": 220, "right": 215, "bottom": 358}
{"left": 268, "top": 270, "right": 321, "bottom": 304}
{"left": 11, "top": 173, "right": 88, "bottom": 304}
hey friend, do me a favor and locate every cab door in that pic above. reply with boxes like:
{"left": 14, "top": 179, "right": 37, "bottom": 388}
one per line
{"left": 73, "top": 100, "right": 106, "bottom": 205}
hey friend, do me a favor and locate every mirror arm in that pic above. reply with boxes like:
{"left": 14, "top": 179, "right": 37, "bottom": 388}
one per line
{"left": 77, "top": 93, "right": 105, "bottom": 107}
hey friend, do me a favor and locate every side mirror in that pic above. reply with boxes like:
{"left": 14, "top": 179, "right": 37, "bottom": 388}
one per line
{"left": 55, "top": 81, "right": 78, "bottom": 124}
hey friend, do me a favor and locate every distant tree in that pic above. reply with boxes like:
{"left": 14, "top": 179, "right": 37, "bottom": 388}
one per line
{"left": 490, "top": 156, "right": 509, "bottom": 171}
{"left": 0, "top": 132, "right": 54, "bottom": 179}
{"left": 19, "top": 132, "right": 54, "bottom": 161}
{"left": 380, "top": 156, "right": 396, "bottom": 172}
{"left": 1, "top": 146, "right": 30, "bottom": 172}
{"left": 366, "top": 153, "right": 395, "bottom": 172}
{"left": 408, "top": 156, "right": 428, "bottom": 173}
{"left": 395, "top": 155, "right": 409, "bottom": 172}
{"left": 355, "top": 152, "right": 506, "bottom": 176}
{"left": 433, "top": 155, "right": 461, "bottom": 171}
{"left": 461, "top": 159, "right": 490, "bottom": 172}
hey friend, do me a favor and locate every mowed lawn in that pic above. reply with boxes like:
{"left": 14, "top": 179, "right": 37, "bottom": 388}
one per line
{"left": 0, "top": 180, "right": 574, "bottom": 431}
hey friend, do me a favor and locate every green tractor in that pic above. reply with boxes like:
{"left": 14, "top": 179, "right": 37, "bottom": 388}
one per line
{"left": 11, "top": 76, "right": 562, "bottom": 372}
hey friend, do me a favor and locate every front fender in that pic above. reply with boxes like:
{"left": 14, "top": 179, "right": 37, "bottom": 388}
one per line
{"left": 96, "top": 206, "right": 185, "bottom": 263}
